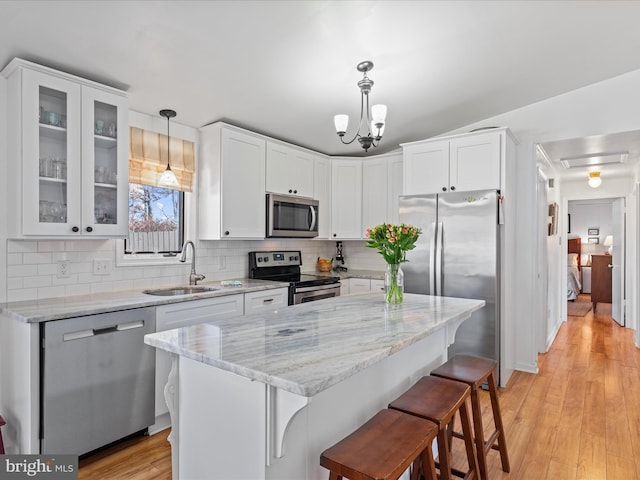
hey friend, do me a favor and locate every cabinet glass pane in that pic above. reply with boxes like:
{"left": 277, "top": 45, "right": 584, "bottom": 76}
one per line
{"left": 39, "top": 86, "right": 68, "bottom": 223}
{"left": 94, "top": 101, "right": 118, "bottom": 224}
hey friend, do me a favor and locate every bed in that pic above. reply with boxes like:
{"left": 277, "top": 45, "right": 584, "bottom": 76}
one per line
{"left": 567, "top": 237, "right": 582, "bottom": 301}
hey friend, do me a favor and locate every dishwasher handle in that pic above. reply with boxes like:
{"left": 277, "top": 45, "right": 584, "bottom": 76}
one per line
{"left": 62, "top": 320, "right": 145, "bottom": 341}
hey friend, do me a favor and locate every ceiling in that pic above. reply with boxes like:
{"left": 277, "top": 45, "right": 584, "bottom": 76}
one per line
{"left": 3, "top": 1, "right": 640, "bottom": 160}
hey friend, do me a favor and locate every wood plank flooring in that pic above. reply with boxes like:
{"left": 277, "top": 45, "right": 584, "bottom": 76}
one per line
{"left": 78, "top": 295, "right": 640, "bottom": 479}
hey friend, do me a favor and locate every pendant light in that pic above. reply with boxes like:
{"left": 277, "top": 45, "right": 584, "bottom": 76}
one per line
{"left": 333, "top": 60, "right": 387, "bottom": 152}
{"left": 158, "top": 109, "right": 179, "bottom": 189}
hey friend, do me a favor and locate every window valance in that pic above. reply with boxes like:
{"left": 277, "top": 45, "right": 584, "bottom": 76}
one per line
{"left": 129, "top": 126, "right": 195, "bottom": 192}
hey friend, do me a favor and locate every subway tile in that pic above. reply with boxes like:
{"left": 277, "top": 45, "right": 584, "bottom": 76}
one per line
{"left": 23, "top": 275, "right": 52, "bottom": 288}
{"left": 111, "top": 280, "right": 134, "bottom": 292}
{"left": 23, "top": 252, "right": 53, "bottom": 265}
{"left": 7, "top": 265, "right": 38, "bottom": 277}
{"left": 51, "top": 274, "right": 79, "bottom": 286}
{"left": 66, "top": 284, "right": 91, "bottom": 297}
{"left": 7, "top": 253, "right": 23, "bottom": 265}
{"left": 38, "top": 264, "right": 57, "bottom": 276}
{"left": 7, "top": 277, "right": 23, "bottom": 290}
{"left": 38, "top": 241, "right": 67, "bottom": 252}
{"left": 7, "top": 240, "right": 38, "bottom": 253}
{"left": 8, "top": 289, "right": 38, "bottom": 302}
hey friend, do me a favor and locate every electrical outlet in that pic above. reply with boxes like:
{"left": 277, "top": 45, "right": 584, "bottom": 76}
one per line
{"left": 93, "top": 259, "right": 111, "bottom": 275}
{"left": 219, "top": 255, "right": 226, "bottom": 270}
{"left": 57, "top": 260, "right": 70, "bottom": 278}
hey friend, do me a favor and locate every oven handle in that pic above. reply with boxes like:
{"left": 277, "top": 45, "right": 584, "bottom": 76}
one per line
{"left": 294, "top": 283, "right": 341, "bottom": 293}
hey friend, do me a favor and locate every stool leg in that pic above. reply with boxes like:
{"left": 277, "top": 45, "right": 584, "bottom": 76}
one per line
{"left": 436, "top": 428, "right": 453, "bottom": 480}
{"left": 421, "top": 442, "right": 438, "bottom": 480}
{"left": 459, "top": 399, "right": 480, "bottom": 480}
{"left": 487, "top": 371, "right": 510, "bottom": 473}
{"left": 328, "top": 472, "right": 341, "bottom": 480}
{"left": 470, "top": 388, "right": 489, "bottom": 480}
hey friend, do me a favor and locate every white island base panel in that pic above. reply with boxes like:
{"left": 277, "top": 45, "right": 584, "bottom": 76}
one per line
{"left": 177, "top": 327, "right": 447, "bottom": 480}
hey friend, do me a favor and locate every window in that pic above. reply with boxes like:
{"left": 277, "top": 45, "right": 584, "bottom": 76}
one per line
{"left": 125, "top": 184, "right": 184, "bottom": 254}
{"left": 124, "top": 126, "right": 195, "bottom": 257}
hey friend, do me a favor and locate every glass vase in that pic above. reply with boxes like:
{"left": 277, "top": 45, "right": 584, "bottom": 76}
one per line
{"left": 384, "top": 263, "right": 404, "bottom": 304}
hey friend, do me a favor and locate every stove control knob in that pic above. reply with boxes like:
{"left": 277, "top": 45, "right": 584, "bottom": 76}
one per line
{"left": 294, "top": 255, "right": 299, "bottom": 261}
{"left": 263, "top": 257, "right": 269, "bottom": 262}
{"left": 257, "top": 257, "right": 262, "bottom": 263}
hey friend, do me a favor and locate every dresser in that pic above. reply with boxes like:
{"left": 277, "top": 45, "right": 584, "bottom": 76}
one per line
{"left": 591, "top": 254, "right": 612, "bottom": 310}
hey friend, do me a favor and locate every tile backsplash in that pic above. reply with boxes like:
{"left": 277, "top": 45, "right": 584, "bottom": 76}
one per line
{"left": 5, "top": 238, "right": 382, "bottom": 303}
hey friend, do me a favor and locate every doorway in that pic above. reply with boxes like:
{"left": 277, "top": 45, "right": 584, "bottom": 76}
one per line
{"left": 566, "top": 198, "right": 625, "bottom": 325}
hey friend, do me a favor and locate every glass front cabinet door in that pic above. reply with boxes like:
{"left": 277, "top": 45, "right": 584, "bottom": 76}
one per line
{"left": 5, "top": 59, "right": 128, "bottom": 237}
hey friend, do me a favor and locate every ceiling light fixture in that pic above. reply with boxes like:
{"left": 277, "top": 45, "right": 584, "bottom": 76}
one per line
{"left": 587, "top": 171, "right": 602, "bottom": 188}
{"left": 158, "top": 109, "right": 179, "bottom": 189}
{"left": 334, "top": 60, "right": 387, "bottom": 152}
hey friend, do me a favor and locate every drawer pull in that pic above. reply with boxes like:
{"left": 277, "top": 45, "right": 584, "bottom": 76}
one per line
{"left": 263, "top": 298, "right": 274, "bottom": 303}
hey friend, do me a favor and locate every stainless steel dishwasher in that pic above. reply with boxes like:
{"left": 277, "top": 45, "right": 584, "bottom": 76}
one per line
{"left": 41, "top": 308, "right": 155, "bottom": 455}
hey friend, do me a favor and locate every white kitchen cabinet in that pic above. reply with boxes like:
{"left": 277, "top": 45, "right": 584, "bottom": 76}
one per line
{"left": 331, "top": 158, "right": 362, "bottom": 239}
{"left": 362, "top": 152, "right": 403, "bottom": 235}
{"left": 199, "top": 123, "right": 266, "bottom": 239}
{"left": 402, "top": 130, "right": 502, "bottom": 195}
{"left": 153, "top": 294, "right": 244, "bottom": 431}
{"left": 348, "top": 278, "right": 371, "bottom": 294}
{"left": 266, "top": 142, "right": 314, "bottom": 198}
{"left": 370, "top": 279, "right": 385, "bottom": 292}
{"left": 339, "top": 279, "right": 349, "bottom": 296}
{"left": 3, "top": 58, "right": 128, "bottom": 237}
{"left": 244, "top": 287, "right": 288, "bottom": 314}
{"left": 313, "top": 156, "right": 332, "bottom": 239}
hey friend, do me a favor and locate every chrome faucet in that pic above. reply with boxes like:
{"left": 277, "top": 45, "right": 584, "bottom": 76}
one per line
{"left": 179, "top": 241, "right": 206, "bottom": 285}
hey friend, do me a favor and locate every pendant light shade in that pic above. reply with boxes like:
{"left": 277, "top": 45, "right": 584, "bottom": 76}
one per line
{"left": 158, "top": 109, "right": 179, "bottom": 189}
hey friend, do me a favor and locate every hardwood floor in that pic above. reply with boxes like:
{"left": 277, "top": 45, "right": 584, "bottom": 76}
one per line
{"left": 79, "top": 295, "right": 640, "bottom": 479}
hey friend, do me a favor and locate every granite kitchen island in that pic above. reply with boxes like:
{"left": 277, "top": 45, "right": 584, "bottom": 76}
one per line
{"left": 144, "top": 292, "right": 485, "bottom": 480}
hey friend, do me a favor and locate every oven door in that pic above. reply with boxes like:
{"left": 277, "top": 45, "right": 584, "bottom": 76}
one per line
{"left": 292, "top": 284, "right": 341, "bottom": 304}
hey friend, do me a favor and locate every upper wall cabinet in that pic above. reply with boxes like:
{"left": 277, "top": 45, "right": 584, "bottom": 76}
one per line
{"left": 266, "top": 142, "right": 314, "bottom": 198}
{"left": 362, "top": 152, "right": 403, "bottom": 235}
{"left": 3, "top": 58, "right": 128, "bottom": 237}
{"left": 199, "top": 123, "right": 266, "bottom": 239}
{"left": 331, "top": 158, "right": 362, "bottom": 239}
{"left": 313, "top": 156, "right": 332, "bottom": 239}
{"left": 403, "top": 130, "right": 504, "bottom": 195}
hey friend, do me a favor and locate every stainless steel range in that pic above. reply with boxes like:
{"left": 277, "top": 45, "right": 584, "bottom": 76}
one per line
{"left": 248, "top": 250, "right": 341, "bottom": 305}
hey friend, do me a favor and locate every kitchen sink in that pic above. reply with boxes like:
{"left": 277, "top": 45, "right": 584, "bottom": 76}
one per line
{"left": 143, "top": 286, "right": 219, "bottom": 296}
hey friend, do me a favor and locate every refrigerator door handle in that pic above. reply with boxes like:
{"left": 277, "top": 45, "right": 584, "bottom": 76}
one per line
{"left": 435, "top": 221, "right": 443, "bottom": 296}
{"left": 428, "top": 221, "right": 437, "bottom": 296}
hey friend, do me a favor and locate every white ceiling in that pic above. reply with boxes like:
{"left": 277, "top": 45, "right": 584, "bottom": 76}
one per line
{"left": 3, "top": 1, "right": 640, "bottom": 160}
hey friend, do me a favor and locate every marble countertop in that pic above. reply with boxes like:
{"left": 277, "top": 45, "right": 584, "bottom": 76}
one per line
{"left": 144, "top": 293, "right": 485, "bottom": 397}
{"left": 0, "top": 279, "right": 286, "bottom": 323}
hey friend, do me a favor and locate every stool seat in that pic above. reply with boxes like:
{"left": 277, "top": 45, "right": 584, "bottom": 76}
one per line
{"left": 432, "top": 355, "right": 510, "bottom": 480}
{"left": 430, "top": 354, "right": 497, "bottom": 387}
{"left": 389, "top": 376, "right": 478, "bottom": 480}
{"left": 320, "top": 409, "right": 438, "bottom": 480}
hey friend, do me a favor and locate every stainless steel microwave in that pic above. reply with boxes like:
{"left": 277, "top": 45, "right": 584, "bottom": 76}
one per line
{"left": 266, "top": 193, "right": 319, "bottom": 238}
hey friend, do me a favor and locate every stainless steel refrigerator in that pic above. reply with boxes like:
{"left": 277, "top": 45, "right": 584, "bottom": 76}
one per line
{"left": 399, "top": 190, "right": 500, "bottom": 367}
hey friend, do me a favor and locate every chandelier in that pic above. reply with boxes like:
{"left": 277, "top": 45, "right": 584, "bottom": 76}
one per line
{"left": 333, "top": 60, "right": 387, "bottom": 152}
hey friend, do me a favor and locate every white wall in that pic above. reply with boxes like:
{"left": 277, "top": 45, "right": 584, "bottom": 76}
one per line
{"left": 0, "top": 69, "right": 6, "bottom": 417}
{"left": 440, "top": 68, "right": 640, "bottom": 374}
{"left": 568, "top": 199, "right": 613, "bottom": 258}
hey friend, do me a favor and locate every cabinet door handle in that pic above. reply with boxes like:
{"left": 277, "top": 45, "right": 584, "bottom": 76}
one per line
{"left": 224, "top": 231, "right": 230, "bottom": 236}
{"left": 293, "top": 189, "right": 297, "bottom": 194}
{"left": 86, "top": 226, "right": 93, "bottom": 233}
{"left": 442, "top": 187, "right": 447, "bottom": 192}
{"left": 450, "top": 186, "right": 456, "bottom": 191}
{"left": 72, "top": 226, "right": 79, "bottom": 233}
{"left": 289, "top": 189, "right": 293, "bottom": 194}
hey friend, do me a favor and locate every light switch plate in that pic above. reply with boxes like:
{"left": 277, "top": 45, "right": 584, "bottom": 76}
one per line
{"left": 93, "top": 259, "right": 111, "bottom": 275}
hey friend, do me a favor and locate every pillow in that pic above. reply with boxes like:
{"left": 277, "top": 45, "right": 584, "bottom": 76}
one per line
{"left": 568, "top": 253, "right": 579, "bottom": 267}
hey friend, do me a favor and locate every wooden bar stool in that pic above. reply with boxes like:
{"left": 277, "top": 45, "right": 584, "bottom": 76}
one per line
{"left": 388, "top": 376, "right": 479, "bottom": 480}
{"left": 320, "top": 409, "right": 439, "bottom": 480}
{"left": 431, "top": 355, "right": 510, "bottom": 480}
{"left": 0, "top": 415, "right": 6, "bottom": 454}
